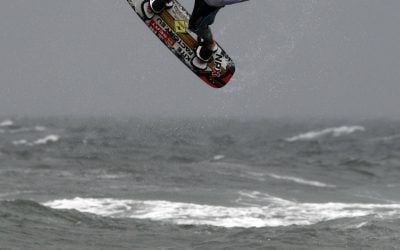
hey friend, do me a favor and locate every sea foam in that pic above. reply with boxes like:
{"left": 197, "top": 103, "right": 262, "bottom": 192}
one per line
{"left": 44, "top": 193, "right": 400, "bottom": 228}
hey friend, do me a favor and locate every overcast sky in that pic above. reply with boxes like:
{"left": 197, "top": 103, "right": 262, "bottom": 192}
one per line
{"left": 1, "top": 0, "right": 399, "bottom": 118}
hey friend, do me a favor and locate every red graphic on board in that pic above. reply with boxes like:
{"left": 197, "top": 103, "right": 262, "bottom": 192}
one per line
{"left": 149, "top": 20, "right": 176, "bottom": 47}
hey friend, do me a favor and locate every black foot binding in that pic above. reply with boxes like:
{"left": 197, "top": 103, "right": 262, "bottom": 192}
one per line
{"left": 150, "top": 0, "right": 166, "bottom": 13}
{"left": 191, "top": 44, "right": 218, "bottom": 70}
{"left": 143, "top": 0, "right": 173, "bottom": 19}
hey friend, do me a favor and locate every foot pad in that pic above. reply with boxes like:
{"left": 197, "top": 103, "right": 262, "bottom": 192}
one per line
{"left": 191, "top": 57, "right": 208, "bottom": 70}
{"left": 142, "top": 1, "right": 154, "bottom": 19}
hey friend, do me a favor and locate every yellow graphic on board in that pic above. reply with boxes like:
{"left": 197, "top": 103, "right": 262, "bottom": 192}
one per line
{"left": 174, "top": 20, "right": 186, "bottom": 33}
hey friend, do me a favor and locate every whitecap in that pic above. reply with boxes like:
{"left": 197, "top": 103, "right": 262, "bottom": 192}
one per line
{"left": 266, "top": 173, "right": 336, "bottom": 188}
{"left": 12, "top": 134, "right": 60, "bottom": 146}
{"left": 44, "top": 194, "right": 400, "bottom": 228}
{"left": 0, "top": 119, "right": 14, "bottom": 127}
{"left": 213, "top": 155, "right": 225, "bottom": 161}
{"left": 34, "top": 135, "right": 60, "bottom": 145}
{"left": 285, "top": 126, "right": 365, "bottom": 142}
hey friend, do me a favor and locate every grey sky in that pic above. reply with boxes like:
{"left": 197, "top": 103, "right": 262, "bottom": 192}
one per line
{"left": 1, "top": 0, "right": 399, "bottom": 118}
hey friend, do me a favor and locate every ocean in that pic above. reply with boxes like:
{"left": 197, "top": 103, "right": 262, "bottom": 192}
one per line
{"left": 1, "top": 116, "right": 400, "bottom": 249}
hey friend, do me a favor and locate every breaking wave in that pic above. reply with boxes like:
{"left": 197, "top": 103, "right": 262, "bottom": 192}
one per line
{"left": 285, "top": 126, "right": 365, "bottom": 142}
{"left": 0, "top": 119, "right": 46, "bottom": 133}
{"left": 44, "top": 192, "right": 400, "bottom": 228}
{"left": 12, "top": 135, "right": 60, "bottom": 146}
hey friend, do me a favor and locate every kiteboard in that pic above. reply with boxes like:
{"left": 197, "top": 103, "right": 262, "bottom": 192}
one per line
{"left": 126, "top": 0, "right": 235, "bottom": 88}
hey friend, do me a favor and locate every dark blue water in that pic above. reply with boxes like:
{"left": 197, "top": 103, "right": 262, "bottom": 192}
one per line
{"left": 1, "top": 116, "right": 400, "bottom": 249}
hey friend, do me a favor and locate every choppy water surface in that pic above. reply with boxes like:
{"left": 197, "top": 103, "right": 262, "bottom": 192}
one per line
{"left": 1, "top": 117, "right": 400, "bottom": 249}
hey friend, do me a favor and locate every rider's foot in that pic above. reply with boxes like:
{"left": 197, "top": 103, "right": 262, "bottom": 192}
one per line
{"left": 144, "top": 0, "right": 172, "bottom": 19}
{"left": 191, "top": 43, "right": 218, "bottom": 70}
{"left": 150, "top": 0, "right": 172, "bottom": 13}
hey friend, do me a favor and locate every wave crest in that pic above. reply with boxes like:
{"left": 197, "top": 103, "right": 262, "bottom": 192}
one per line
{"left": 12, "top": 134, "right": 60, "bottom": 146}
{"left": 285, "top": 126, "right": 365, "bottom": 142}
{"left": 44, "top": 195, "right": 400, "bottom": 228}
